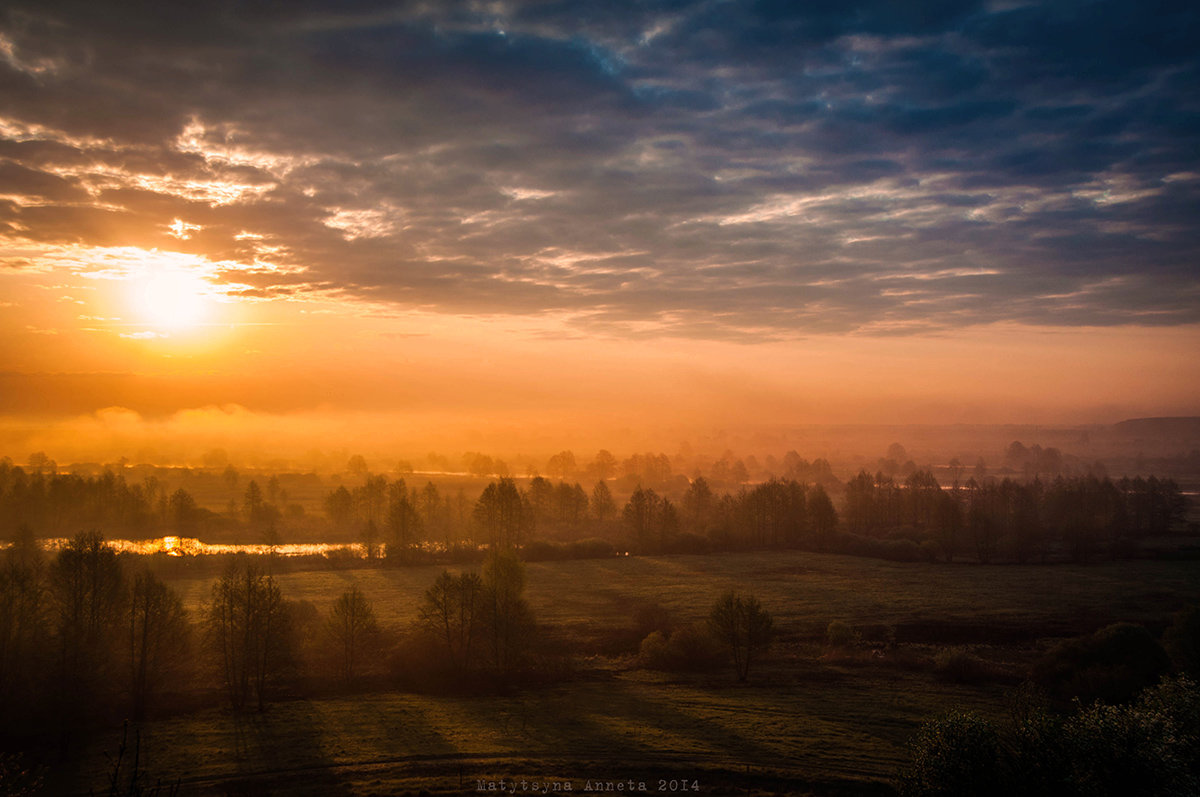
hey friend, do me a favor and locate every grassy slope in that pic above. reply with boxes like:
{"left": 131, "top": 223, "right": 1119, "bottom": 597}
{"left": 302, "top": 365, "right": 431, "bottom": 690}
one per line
{"left": 68, "top": 551, "right": 1200, "bottom": 795}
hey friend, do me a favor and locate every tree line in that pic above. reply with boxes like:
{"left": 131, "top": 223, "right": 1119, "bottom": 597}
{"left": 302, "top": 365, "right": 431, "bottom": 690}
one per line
{"left": 2, "top": 457, "right": 1188, "bottom": 568}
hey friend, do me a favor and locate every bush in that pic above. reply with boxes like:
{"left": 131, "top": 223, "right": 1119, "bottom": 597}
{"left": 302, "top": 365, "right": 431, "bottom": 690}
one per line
{"left": 899, "top": 677, "right": 1200, "bottom": 796}
{"left": 521, "top": 540, "right": 565, "bottom": 561}
{"left": 1060, "top": 676, "right": 1200, "bottom": 796}
{"left": 826, "top": 531, "right": 937, "bottom": 563}
{"left": 1164, "top": 604, "right": 1200, "bottom": 677}
{"left": 1033, "top": 622, "right": 1171, "bottom": 705}
{"left": 826, "top": 620, "right": 859, "bottom": 648}
{"left": 633, "top": 601, "right": 672, "bottom": 638}
{"left": 568, "top": 538, "right": 616, "bottom": 559}
{"left": 521, "top": 539, "right": 616, "bottom": 561}
{"left": 638, "top": 623, "right": 724, "bottom": 672}
{"left": 898, "top": 711, "right": 1002, "bottom": 797}
{"left": 933, "top": 648, "right": 997, "bottom": 685}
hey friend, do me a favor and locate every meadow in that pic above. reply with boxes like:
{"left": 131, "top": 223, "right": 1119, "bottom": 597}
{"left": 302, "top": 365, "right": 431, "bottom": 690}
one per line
{"left": 51, "top": 550, "right": 1199, "bottom": 795}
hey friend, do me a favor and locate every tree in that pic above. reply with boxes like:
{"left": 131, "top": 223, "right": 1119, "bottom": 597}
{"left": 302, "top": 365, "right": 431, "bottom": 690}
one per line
{"left": 0, "top": 529, "right": 50, "bottom": 724}
{"left": 545, "top": 450, "right": 576, "bottom": 480}
{"left": 622, "top": 486, "right": 663, "bottom": 552}
{"left": 419, "top": 570, "right": 483, "bottom": 673}
{"left": 204, "top": 561, "right": 289, "bottom": 712}
{"left": 386, "top": 480, "right": 422, "bottom": 563}
{"left": 326, "top": 586, "right": 378, "bottom": 686}
{"left": 361, "top": 519, "right": 381, "bottom": 561}
{"left": 808, "top": 484, "right": 838, "bottom": 549}
{"left": 682, "top": 477, "right": 714, "bottom": 534}
{"left": 481, "top": 551, "right": 534, "bottom": 676}
{"left": 590, "top": 480, "right": 616, "bottom": 522}
{"left": 590, "top": 450, "right": 617, "bottom": 481}
{"left": 473, "top": 478, "right": 528, "bottom": 551}
{"left": 418, "top": 482, "right": 446, "bottom": 546}
{"left": 168, "top": 488, "right": 199, "bottom": 535}
{"left": 708, "top": 591, "right": 773, "bottom": 682}
{"left": 243, "top": 480, "right": 280, "bottom": 547}
{"left": 127, "top": 569, "right": 189, "bottom": 720}
{"left": 346, "top": 454, "right": 369, "bottom": 477}
{"left": 221, "top": 465, "right": 239, "bottom": 495}
{"left": 50, "top": 531, "right": 126, "bottom": 717}
{"left": 324, "top": 485, "right": 353, "bottom": 534}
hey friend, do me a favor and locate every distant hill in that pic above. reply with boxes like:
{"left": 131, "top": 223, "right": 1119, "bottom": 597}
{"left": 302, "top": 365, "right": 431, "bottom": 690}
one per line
{"left": 1112, "top": 417, "right": 1200, "bottom": 436}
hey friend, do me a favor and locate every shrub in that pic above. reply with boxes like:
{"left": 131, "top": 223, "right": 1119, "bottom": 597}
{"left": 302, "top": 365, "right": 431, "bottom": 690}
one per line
{"left": 568, "top": 538, "right": 616, "bottom": 559}
{"left": 1061, "top": 677, "right": 1200, "bottom": 796}
{"left": 633, "top": 600, "right": 673, "bottom": 638}
{"left": 899, "top": 677, "right": 1200, "bottom": 796}
{"left": 1164, "top": 604, "right": 1200, "bottom": 677}
{"left": 638, "top": 631, "right": 671, "bottom": 669}
{"left": 521, "top": 540, "right": 564, "bottom": 561}
{"left": 638, "top": 623, "right": 724, "bottom": 672}
{"left": 1033, "top": 622, "right": 1171, "bottom": 705}
{"left": 898, "top": 711, "right": 1002, "bottom": 797}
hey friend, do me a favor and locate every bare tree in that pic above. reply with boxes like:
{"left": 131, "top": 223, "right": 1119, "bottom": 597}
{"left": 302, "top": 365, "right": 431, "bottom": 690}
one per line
{"left": 50, "top": 531, "right": 126, "bottom": 717}
{"left": 204, "top": 561, "right": 288, "bottom": 712}
{"left": 708, "top": 591, "right": 773, "bottom": 682}
{"left": 325, "top": 585, "right": 378, "bottom": 686}
{"left": 128, "top": 570, "right": 189, "bottom": 721}
{"left": 419, "top": 570, "right": 483, "bottom": 673}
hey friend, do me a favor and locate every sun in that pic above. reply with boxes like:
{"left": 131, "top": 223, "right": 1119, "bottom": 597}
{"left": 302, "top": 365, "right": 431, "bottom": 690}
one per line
{"left": 133, "top": 268, "right": 212, "bottom": 331}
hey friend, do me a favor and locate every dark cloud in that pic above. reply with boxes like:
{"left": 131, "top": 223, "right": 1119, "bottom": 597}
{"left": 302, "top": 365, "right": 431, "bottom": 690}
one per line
{"left": 0, "top": 0, "right": 1197, "bottom": 338}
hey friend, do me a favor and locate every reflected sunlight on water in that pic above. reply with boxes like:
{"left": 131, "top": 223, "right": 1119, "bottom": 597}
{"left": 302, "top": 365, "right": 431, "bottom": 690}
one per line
{"left": 37, "top": 536, "right": 369, "bottom": 557}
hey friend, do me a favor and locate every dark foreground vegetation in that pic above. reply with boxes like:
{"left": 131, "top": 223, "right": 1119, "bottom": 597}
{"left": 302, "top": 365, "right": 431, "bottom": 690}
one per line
{"left": 3, "top": 533, "right": 1199, "bottom": 794}
{"left": 1, "top": 444, "right": 1197, "bottom": 794}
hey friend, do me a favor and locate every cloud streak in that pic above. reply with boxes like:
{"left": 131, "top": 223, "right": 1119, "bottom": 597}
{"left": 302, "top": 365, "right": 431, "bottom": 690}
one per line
{"left": 0, "top": 0, "right": 1196, "bottom": 340}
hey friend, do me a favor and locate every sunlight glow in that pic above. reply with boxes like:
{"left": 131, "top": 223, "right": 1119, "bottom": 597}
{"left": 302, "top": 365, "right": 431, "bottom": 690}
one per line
{"left": 133, "top": 268, "right": 212, "bottom": 331}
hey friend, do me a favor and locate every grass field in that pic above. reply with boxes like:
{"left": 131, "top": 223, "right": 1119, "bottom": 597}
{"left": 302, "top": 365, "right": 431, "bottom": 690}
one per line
{"left": 166, "top": 550, "right": 1200, "bottom": 645}
{"left": 59, "top": 551, "right": 1200, "bottom": 795}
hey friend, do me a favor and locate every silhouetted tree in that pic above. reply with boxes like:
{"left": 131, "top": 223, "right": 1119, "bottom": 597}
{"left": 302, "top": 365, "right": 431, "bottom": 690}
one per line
{"left": 622, "top": 486, "right": 664, "bottom": 552}
{"left": 708, "top": 591, "right": 773, "bottom": 682}
{"left": 167, "top": 489, "right": 199, "bottom": 536}
{"left": 127, "top": 570, "right": 189, "bottom": 721}
{"left": 590, "top": 480, "right": 616, "bottom": 522}
{"left": 325, "top": 585, "right": 378, "bottom": 686}
{"left": 589, "top": 450, "right": 617, "bottom": 481}
{"left": 545, "top": 451, "right": 576, "bottom": 480}
{"left": 204, "top": 561, "right": 288, "bottom": 712}
{"left": 0, "top": 527, "right": 50, "bottom": 725}
{"left": 809, "top": 484, "right": 837, "bottom": 550}
{"left": 474, "top": 478, "right": 528, "bottom": 551}
{"left": 420, "top": 570, "right": 483, "bottom": 673}
{"left": 324, "top": 485, "right": 353, "bottom": 535}
{"left": 50, "top": 531, "right": 126, "bottom": 723}
{"left": 386, "top": 480, "right": 421, "bottom": 563}
{"left": 682, "top": 477, "right": 714, "bottom": 534}
{"left": 481, "top": 551, "right": 534, "bottom": 676}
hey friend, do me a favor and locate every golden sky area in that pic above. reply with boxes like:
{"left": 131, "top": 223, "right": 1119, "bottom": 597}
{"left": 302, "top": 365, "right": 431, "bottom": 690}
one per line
{"left": 1, "top": 3, "right": 1197, "bottom": 464}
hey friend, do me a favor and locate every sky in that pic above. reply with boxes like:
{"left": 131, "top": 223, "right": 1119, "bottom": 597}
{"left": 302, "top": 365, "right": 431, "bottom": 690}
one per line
{"left": 0, "top": 1, "right": 1198, "bottom": 463}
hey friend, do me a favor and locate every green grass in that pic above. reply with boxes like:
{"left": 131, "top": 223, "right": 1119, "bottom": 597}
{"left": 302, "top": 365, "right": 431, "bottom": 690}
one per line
{"left": 69, "top": 551, "right": 1199, "bottom": 795}
{"left": 169, "top": 549, "right": 1200, "bottom": 644}
{"left": 70, "top": 666, "right": 1004, "bottom": 795}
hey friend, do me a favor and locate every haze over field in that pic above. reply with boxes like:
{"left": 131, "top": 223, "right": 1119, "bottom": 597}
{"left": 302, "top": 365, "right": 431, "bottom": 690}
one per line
{"left": 1, "top": 1, "right": 1197, "bottom": 460}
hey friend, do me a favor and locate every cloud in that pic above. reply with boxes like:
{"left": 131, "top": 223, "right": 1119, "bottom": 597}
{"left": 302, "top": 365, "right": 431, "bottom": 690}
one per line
{"left": 0, "top": 0, "right": 1195, "bottom": 340}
